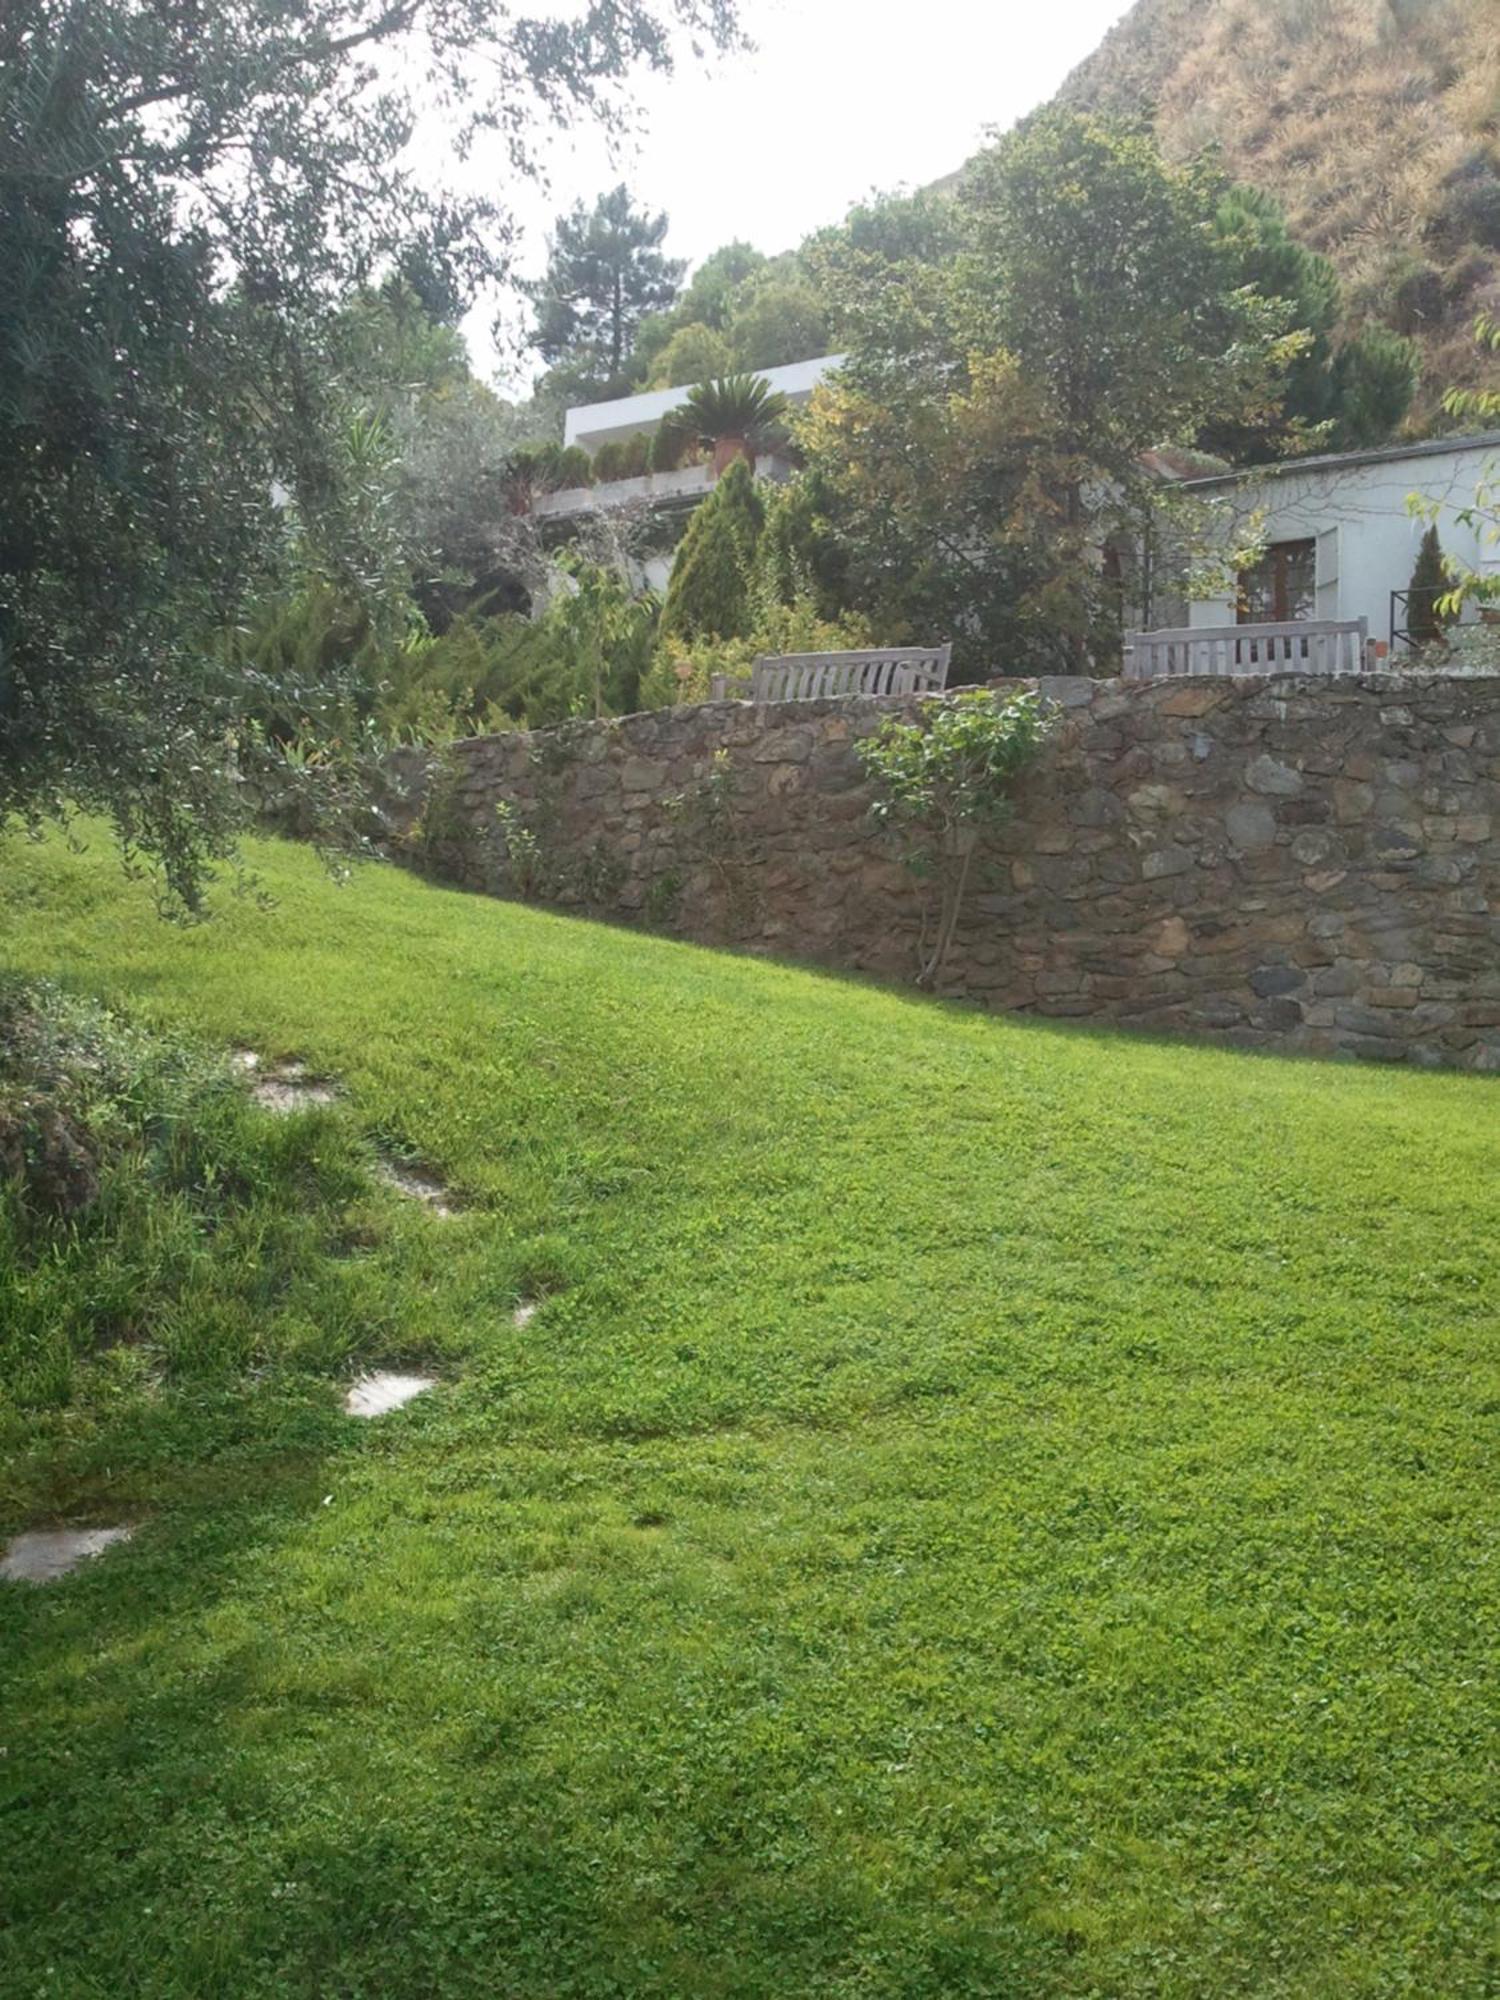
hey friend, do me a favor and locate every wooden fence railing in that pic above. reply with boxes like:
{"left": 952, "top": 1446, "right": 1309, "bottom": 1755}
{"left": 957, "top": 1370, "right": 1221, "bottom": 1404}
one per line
{"left": 1123, "top": 620, "right": 1369, "bottom": 679}
{"left": 710, "top": 644, "right": 952, "bottom": 703}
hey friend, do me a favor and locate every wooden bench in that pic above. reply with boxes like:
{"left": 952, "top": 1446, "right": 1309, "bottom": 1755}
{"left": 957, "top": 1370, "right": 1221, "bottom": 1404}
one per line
{"left": 710, "top": 644, "right": 953, "bottom": 703}
{"left": 1123, "top": 620, "right": 1370, "bottom": 679}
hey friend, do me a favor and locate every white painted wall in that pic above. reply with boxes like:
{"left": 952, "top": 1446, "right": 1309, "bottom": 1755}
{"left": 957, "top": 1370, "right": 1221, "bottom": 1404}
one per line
{"left": 1184, "top": 435, "right": 1500, "bottom": 648}
{"left": 563, "top": 354, "right": 847, "bottom": 452}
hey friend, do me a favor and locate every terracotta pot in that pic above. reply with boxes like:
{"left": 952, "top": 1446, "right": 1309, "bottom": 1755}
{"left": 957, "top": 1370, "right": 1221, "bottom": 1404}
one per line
{"left": 711, "top": 435, "right": 753, "bottom": 477}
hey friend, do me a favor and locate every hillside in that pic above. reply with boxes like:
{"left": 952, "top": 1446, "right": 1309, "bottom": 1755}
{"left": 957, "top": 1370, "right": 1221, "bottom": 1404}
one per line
{"left": 1055, "top": 0, "right": 1500, "bottom": 410}
{"left": 3, "top": 830, "right": 1498, "bottom": 1995}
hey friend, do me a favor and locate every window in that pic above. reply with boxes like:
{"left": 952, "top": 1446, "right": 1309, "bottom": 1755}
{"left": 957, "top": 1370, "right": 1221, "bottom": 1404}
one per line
{"left": 1237, "top": 538, "right": 1317, "bottom": 624}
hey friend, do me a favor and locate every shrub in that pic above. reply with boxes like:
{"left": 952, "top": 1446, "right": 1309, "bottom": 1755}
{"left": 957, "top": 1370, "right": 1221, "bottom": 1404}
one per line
{"left": 859, "top": 689, "right": 1053, "bottom": 988}
{"left": 1431, "top": 154, "right": 1500, "bottom": 253}
{"left": 658, "top": 459, "right": 766, "bottom": 645}
{"left": 641, "top": 597, "right": 873, "bottom": 709}
{"left": 1388, "top": 259, "right": 1449, "bottom": 335}
{"left": 592, "top": 439, "right": 628, "bottom": 481}
{"left": 553, "top": 444, "right": 595, "bottom": 489}
{"left": 591, "top": 436, "right": 649, "bottom": 482}
{"left": 1406, "top": 524, "right": 1454, "bottom": 650}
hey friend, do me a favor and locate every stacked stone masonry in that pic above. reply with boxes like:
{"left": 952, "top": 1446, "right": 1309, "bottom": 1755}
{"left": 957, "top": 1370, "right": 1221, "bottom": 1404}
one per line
{"left": 396, "top": 674, "right": 1500, "bottom": 1070}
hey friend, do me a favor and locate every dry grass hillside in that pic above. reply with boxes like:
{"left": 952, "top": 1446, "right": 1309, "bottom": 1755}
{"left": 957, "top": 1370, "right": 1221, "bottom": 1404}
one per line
{"left": 1053, "top": 0, "right": 1500, "bottom": 416}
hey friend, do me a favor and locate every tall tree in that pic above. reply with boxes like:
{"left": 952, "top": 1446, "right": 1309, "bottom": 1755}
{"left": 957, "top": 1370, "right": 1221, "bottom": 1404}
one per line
{"left": 529, "top": 184, "right": 684, "bottom": 388}
{"left": 799, "top": 112, "right": 1295, "bottom": 674}
{"left": 0, "top": 0, "right": 738, "bottom": 907}
{"left": 1208, "top": 186, "right": 1417, "bottom": 460}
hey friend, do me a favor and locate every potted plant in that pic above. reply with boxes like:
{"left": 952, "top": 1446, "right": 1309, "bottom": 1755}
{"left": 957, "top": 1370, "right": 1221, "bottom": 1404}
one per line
{"left": 660, "top": 373, "right": 790, "bottom": 478}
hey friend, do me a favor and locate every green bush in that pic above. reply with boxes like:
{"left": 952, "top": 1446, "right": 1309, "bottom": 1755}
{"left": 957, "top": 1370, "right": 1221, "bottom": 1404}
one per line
{"left": 641, "top": 596, "right": 872, "bottom": 708}
{"left": 1406, "top": 524, "right": 1454, "bottom": 650}
{"left": 658, "top": 460, "right": 766, "bottom": 646}
{"left": 593, "top": 434, "right": 651, "bottom": 481}
{"left": 859, "top": 688, "right": 1053, "bottom": 987}
{"left": 381, "top": 568, "right": 659, "bottom": 735}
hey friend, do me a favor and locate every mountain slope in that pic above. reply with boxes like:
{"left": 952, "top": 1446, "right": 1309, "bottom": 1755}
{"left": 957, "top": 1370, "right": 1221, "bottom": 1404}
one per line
{"left": 1055, "top": 0, "right": 1500, "bottom": 408}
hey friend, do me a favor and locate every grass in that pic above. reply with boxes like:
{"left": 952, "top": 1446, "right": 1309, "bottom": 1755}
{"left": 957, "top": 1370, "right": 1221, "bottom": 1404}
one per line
{"left": 1, "top": 826, "right": 1497, "bottom": 1998}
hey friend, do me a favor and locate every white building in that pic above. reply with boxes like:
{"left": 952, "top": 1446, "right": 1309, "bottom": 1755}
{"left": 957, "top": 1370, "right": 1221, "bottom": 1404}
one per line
{"left": 1178, "top": 431, "right": 1500, "bottom": 657}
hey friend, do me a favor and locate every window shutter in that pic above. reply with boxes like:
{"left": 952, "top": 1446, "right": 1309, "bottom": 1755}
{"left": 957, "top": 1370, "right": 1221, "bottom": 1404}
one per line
{"left": 1315, "top": 527, "right": 1340, "bottom": 619}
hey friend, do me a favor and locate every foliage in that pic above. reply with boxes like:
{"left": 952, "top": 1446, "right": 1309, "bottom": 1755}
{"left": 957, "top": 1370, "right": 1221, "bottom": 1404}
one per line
{"left": 797, "top": 113, "right": 1301, "bottom": 676}
{"left": 642, "top": 595, "right": 873, "bottom": 708}
{"left": 645, "top": 322, "right": 736, "bottom": 389}
{"left": 658, "top": 459, "right": 766, "bottom": 645}
{"left": 503, "top": 441, "right": 597, "bottom": 511}
{"left": 1412, "top": 312, "right": 1500, "bottom": 614}
{"left": 4, "top": 828, "right": 1496, "bottom": 1997}
{"left": 1406, "top": 525, "right": 1454, "bottom": 648}
{"left": 1206, "top": 186, "right": 1416, "bottom": 457}
{"left": 1055, "top": 0, "right": 1500, "bottom": 418}
{"left": 0, "top": 975, "right": 368, "bottom": 1409}
{"left": 726, "top": 274, "right": 831, "bottom": 372}
{"left": 380, "top": 565, "right": 659, "bottom": 735}
{"left": 528, "top": 184, "right": 685, "bottom": 389}
{"left": 0, "top": 0, "right": 740, "bottom": 908}
{"left": 1328, "top": 323, "right": 1421, "bottom": 448}
{"left": 859, "top": 689, "right": 1052, "bottom": 986}
{"left": 591, "top": 435, "right": 652, "bottom": 481}
{"left": 661, "top": 373, "right": 791, "bottom": 464}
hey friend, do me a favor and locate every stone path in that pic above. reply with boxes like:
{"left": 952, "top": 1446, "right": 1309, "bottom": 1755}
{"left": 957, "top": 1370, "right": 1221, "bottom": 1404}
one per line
{"left": 233, "top": 1049, "right": 338, "bottom": 1113}
{"left": 373, "top": 1159, "right": 456, "bottom": 1217}
{"left": 2, "top": 1525, "right": 133, "bottom": 1584}
{"left": 343, "top": 1371, "right": 437, "bottom": 1418}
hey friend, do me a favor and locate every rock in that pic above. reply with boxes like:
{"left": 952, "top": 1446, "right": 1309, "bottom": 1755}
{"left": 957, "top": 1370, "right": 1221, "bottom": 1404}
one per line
{"left": 1245, "top": 754, "right": 1303, "bottom": 796}
{"left": 1141, "top": 844, "right": 1194, "bottom": 880}
{"left": 2, "top": 1525, "right": 132, "bottom": 1583}
{"left": 1250, "top": 964, "right": 1306, "bottom": 998}
{"left": 1225, "top": 802, "right": 1277, "bottom": 850}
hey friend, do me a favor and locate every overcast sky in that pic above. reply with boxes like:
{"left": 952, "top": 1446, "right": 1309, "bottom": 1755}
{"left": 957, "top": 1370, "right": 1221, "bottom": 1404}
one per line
{"left": 471, "top": 0, "right": 1131, "bottom": 387}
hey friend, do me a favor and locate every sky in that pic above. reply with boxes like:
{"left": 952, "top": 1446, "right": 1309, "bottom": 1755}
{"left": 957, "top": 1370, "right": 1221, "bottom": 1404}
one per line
{"left": 469, "top": 0, "right": 1132, "bottom": 388}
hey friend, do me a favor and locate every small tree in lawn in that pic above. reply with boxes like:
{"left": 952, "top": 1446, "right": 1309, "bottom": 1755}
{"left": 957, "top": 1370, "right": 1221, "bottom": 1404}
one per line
{"left": 1406, "top": 525, "right": 1453, "bottom": 651}
{"left": 859, "top": 690, "right": 1053, "bottom": 990}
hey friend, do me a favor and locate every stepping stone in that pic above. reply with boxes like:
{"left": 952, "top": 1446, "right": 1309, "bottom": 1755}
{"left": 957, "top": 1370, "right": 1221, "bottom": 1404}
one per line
{"left": 2, "top": 1525, "right": 133, "bottom": 1584}
{"left": 343, "top": 1371, "right": 437, "bottom": 1418}
{"left": 245, "top": 1060, "right": 339, "bottom": 1113}
{"left": 374, "top": 1159, "right": 456, "bottom": 1217}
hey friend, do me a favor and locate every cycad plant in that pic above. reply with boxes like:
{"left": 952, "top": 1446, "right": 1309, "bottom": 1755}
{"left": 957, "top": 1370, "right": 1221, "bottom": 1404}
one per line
{"left": 662, "top": 373, "right": 790, "bottom": 476}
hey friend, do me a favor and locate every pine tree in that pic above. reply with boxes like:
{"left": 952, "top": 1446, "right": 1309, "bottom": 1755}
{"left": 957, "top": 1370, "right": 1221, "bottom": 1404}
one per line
{"left": 1406, "top": 525, "right": 1452, "bottom": 649}
{"left": 659, "top": 460, "right": 765, "bottom": 643}
{"left": 529, "top": 185, "right": 684, "bottom": 387}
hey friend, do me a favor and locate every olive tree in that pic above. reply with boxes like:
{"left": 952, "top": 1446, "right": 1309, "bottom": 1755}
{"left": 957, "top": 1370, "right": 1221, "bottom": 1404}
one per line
{"left": 0, "top": 0, "right": 739, "bottom": 907}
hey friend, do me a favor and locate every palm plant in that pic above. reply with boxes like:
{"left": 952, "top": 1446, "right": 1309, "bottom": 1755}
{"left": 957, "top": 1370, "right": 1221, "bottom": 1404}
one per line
{"left": 661, "top": 373, "right": 790, "bottom": 476}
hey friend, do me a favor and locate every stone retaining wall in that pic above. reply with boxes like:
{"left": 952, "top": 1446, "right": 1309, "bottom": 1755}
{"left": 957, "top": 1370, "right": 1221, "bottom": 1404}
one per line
{"left": 392, "top": 674, "right": 1500, "bottom": 1070}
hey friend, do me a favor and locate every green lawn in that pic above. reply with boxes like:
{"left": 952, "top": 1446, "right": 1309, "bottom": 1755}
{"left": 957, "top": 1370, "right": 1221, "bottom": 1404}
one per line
{"left": 2, "top": 829, "right": 1497, "bottom": 1998}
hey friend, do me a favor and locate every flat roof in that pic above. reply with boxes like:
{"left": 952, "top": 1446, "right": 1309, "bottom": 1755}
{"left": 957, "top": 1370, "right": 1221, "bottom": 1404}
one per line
{"left": 1181, "top": 429, "right": 1500, "bottom": 490}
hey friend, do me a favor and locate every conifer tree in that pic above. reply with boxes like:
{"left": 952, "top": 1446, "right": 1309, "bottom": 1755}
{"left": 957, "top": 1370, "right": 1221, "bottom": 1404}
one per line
{"left": 659, "top": 461, "right": 765, "bottom": 643}
{"left": 1406, "top": 525, "right": 1452, "bottom": 649}
{"left": 529, "top": 185, "right": 684, "bottom": 388}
